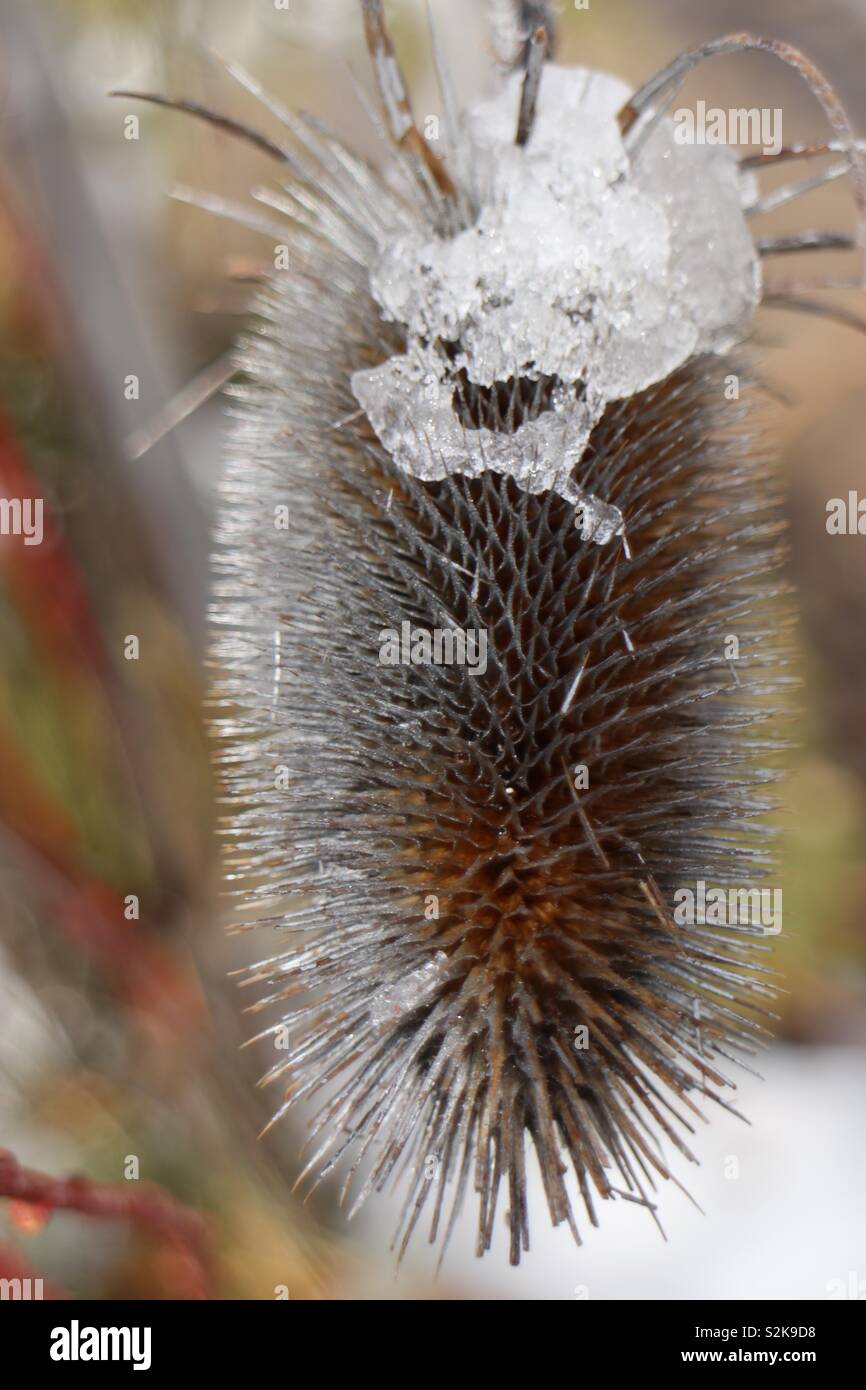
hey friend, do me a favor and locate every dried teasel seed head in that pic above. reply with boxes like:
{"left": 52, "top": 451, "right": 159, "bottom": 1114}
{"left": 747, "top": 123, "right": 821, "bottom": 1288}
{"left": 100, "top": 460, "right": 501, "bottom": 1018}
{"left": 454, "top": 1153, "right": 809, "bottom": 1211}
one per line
{"left": 197, "top": 5, "right": 866, "bottom": 1262}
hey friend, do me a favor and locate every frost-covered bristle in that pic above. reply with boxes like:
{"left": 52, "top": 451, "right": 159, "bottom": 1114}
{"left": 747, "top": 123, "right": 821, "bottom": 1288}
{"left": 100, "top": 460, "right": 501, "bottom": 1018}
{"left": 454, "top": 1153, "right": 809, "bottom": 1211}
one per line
{"left": 204, "top": 13, "right": 814, "bottom": 1264}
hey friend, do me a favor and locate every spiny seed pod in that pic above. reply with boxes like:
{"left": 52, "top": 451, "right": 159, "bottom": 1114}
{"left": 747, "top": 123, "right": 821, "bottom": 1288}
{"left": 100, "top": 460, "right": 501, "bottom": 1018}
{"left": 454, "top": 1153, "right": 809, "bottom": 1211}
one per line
{"left": 158, "top": 4, "right": 865, "bottom": 1261}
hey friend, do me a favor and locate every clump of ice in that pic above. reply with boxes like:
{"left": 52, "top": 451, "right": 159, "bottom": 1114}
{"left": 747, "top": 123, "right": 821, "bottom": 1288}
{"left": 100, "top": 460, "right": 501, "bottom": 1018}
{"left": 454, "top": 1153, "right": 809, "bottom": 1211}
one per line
{"left": 369, "top": 950, "right": 450, "bottom": 1032}
{"left": 352, "top": 65, "right": 760, "bottom": 523}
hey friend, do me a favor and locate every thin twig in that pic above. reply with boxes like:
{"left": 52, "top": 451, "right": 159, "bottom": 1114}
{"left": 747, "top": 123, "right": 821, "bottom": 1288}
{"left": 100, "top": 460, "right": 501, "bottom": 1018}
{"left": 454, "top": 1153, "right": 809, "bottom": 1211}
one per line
{"left": 0, "top": 1149, "right": 211, "bottom": 1296}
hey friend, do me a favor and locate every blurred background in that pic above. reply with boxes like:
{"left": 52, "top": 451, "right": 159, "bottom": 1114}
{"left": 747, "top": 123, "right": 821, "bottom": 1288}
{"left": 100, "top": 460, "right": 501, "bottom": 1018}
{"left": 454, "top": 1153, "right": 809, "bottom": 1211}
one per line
{"left": 1, "top": 0, "right": 866, "bottom": 1300}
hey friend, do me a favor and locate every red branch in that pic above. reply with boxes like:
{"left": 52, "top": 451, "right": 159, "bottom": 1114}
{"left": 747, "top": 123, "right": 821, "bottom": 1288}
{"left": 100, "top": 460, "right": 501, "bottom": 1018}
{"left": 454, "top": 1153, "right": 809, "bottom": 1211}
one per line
{"left": 0, "top": 1149, "right": 211, "bottom": 1298}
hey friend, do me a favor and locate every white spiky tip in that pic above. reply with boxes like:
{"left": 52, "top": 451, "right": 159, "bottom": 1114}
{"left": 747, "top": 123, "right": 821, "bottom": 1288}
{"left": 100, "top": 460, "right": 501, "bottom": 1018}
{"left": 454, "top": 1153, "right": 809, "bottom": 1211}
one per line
{"left": 352, "top": 64, "right": 761, "bottom": 507}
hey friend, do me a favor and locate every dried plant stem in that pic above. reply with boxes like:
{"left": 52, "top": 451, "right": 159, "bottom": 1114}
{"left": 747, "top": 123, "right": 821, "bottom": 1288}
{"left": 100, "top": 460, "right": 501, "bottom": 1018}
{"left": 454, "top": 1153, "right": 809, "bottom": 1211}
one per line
{"left": 0, "top": 1149, "right": 211, "bottom": 1296}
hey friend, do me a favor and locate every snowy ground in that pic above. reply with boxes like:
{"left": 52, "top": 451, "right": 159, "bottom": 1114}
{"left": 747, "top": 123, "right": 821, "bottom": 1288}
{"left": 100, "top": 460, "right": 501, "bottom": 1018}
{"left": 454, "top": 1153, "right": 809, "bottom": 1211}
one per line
{"left": 351, "top": 1046, "right": 866, "bottom": 1300}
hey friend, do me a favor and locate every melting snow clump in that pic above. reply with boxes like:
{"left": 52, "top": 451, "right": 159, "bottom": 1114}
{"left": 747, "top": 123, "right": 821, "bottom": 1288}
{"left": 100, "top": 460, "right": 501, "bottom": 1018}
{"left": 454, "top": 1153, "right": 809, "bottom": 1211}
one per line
{"left": 352, "top": 65, "right": 760, "bottom": 529}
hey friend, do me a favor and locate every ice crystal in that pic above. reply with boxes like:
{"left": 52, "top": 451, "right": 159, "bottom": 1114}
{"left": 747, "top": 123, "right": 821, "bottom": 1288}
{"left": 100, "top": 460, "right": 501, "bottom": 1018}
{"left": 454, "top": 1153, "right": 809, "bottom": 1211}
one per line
{"left": 368, "top": 950, "right": 451, "bottom": 1033}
